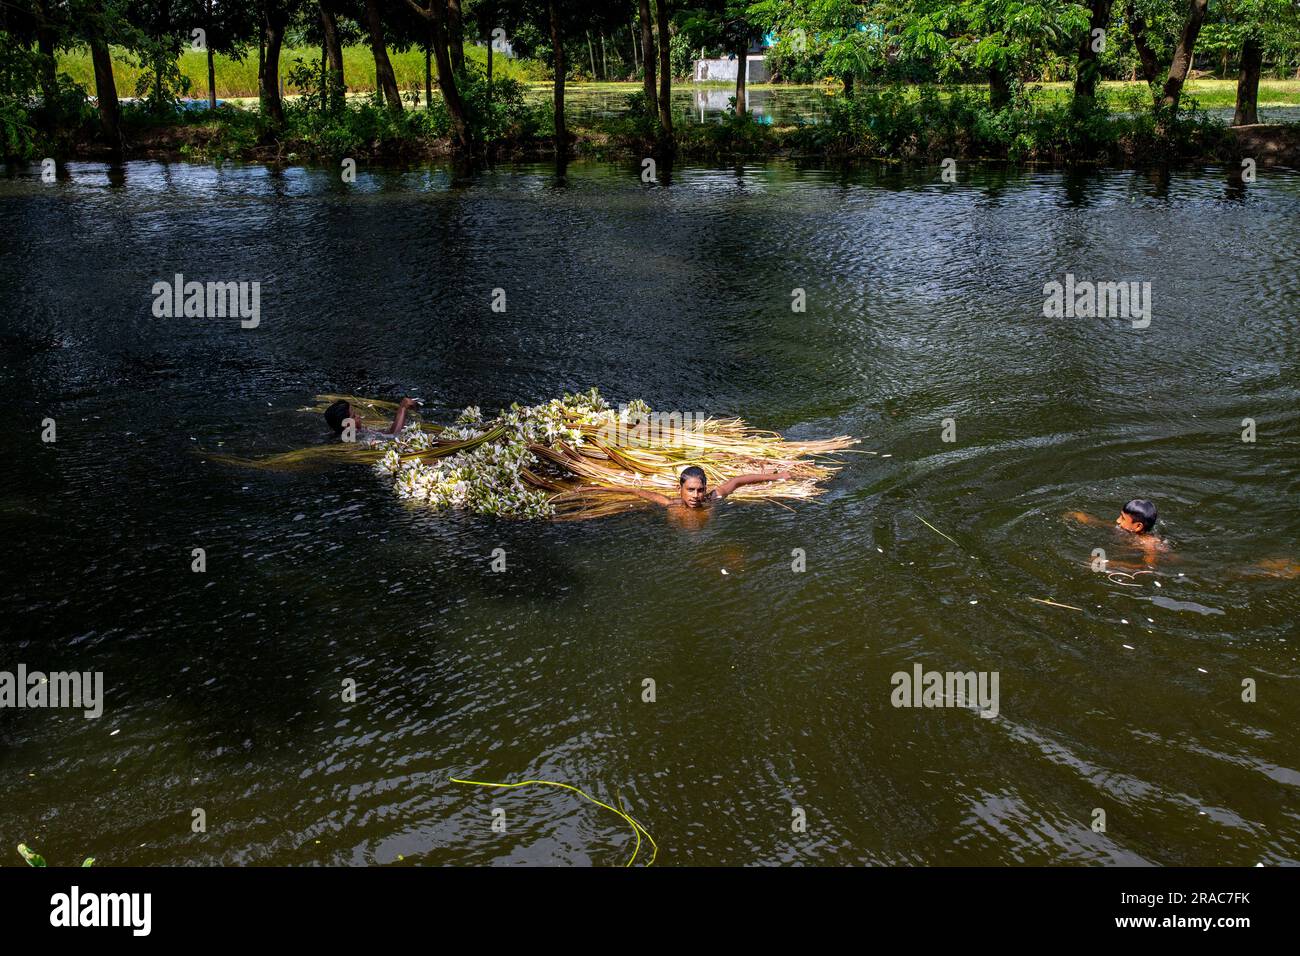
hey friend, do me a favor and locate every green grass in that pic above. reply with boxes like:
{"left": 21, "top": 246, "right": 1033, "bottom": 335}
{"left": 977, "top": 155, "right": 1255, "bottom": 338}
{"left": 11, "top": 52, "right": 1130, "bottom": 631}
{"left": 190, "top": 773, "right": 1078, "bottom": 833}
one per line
{"left": 1038, "top": 78, "right": 1300, "bottom": 110}
{"left": 48, "top": 46, "right": 1300, "bottom": 111}
{"left": 56, "top": 43, "right": 547, "bottom": 99}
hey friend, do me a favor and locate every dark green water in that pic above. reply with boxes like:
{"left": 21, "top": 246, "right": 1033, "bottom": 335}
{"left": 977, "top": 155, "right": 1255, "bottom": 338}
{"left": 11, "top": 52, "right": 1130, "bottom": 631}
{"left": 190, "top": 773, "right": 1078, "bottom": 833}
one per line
{"left": 1, "top": 159, "right": 1298, "bottom": 866}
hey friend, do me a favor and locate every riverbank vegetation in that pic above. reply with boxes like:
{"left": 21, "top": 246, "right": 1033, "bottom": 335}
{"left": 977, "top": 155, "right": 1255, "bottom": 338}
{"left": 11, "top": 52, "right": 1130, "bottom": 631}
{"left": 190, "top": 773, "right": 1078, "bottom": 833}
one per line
{"left": 3, "top": 1, "right": 1299, "bottom": 167}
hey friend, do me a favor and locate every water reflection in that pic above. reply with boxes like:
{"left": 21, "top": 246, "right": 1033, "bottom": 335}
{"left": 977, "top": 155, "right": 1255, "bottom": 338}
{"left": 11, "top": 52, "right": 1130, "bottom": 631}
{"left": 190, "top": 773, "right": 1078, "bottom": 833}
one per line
{"left": 539, "top": 84, "right": 1300, "bottom": 129}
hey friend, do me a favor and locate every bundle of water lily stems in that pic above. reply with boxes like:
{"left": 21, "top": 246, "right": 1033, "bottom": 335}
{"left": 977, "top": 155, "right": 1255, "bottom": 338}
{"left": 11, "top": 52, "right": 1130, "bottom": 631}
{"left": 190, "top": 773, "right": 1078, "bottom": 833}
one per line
{"left": 221, "top": 388, "right": 858, "bottom": 520}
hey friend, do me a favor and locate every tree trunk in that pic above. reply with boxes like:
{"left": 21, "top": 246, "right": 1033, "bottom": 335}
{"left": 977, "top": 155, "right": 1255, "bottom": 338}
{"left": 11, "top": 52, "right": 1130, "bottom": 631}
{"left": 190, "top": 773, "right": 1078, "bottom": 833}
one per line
{"left": 320, "top": 2, "right": 345, "bottom": 110}
{"left": 261, "top": 14, "right": 287, "bottom": 125}
{"left": 1073, "top": 0, "right": 1113, "bottom": 101}
{"left": 587, "top": 30, "right": 597, "bottom": 78}
{"left": 630, "top": 19, "right": 639, "bottom": 70}
{"left": 364, "top": 0, "right": 403, "bottom": 111}
{"left": 257, "top": 29, "right": 265, "bottom": 108}
{"left": 448, "top": 0, "right": 465, "bottom": 74}
{"left": 1126, "top": 1, "right": 1161, "bottom": 85}
{"left": 1159, "top": 0, "right": 1209, "bottom": 114}
{"left": 36, "top": 15, "right": 59, "bottom": 129}
{"left": 205, "top": 0, "right": 217, "bottom": 108}
{"left": 843, "top": 71, "right": 854, "bottom": 97}
{"left": 655, "top": 0, "right": 672, "bottom": 136}
{"left": 549, "top": 0, "right": 567, "bottom": 154}
{"left": 639, "top": 0, "right": 657, "bottom": 115}
{"left": 734, "top": 45, "right": 747, "bottom": 116}
{"left": 414, "top": 1, "right": 469, "bottom": 148}
{"left": 425, "top": 39, "right": 432, "bottom": 108}
{"left": 989, "top": 67, "right": 1011, "bottom": 110}
{"left": 207, "top": 45, "right": 218, "bottom": 108}
{"left": 87, "top": 27, "right": 121, "bottom": 150}
{"left": 1233, "top": 35, "right": 1262, "bottom": 126}
{"left": 600, "top": 32, "right": 608, "bottom": 80}
{"left": 34, "top": 0, "right": 66, "bottom": 130}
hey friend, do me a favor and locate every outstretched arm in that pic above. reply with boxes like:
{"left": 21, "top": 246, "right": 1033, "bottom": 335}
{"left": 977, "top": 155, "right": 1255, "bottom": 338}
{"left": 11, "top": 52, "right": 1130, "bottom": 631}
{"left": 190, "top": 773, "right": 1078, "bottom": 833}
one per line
{"left": 386, "top": 397, "right": 418, "bottom": 435}
{"left": 1064, "top": 511, "right": 1108, "bottom": 528}
{"left": 611, "top": 485, "right": 673, "bottom": 506}
{"left": 715, "top": 471, "right": 792, "bottom": 499}
{"left": 603, "top": 481, "right": 676, "bottom": 504}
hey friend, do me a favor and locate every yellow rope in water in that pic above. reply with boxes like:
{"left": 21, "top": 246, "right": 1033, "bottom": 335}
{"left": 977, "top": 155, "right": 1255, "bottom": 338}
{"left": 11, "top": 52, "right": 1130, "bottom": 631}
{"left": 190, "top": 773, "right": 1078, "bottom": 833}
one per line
{"left": 1027, "top": 596, "right": 1083, "bottom": 611}
{"left": 916, "top": 514, "right": 962, "bottom": 548}
{"left": 449, "top": 776, "right": 657, "bottom": 867}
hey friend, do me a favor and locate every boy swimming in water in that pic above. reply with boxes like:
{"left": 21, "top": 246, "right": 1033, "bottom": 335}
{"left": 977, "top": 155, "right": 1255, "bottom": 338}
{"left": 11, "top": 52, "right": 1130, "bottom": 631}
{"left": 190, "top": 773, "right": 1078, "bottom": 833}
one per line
{"left": 1067, "top": 498, "right": 1300, "bottom": 577}
{"left": 1066, "top": 498, "right": 1159, "bottom": 535}
{"left": 324, "top": 397, "right": 418, "bottom": 443}
{"left": 1066, "top": 498, "right": 1166, "bottom": 566}
{"left": 620, "top": 465, "right": 792, "bottom": 509}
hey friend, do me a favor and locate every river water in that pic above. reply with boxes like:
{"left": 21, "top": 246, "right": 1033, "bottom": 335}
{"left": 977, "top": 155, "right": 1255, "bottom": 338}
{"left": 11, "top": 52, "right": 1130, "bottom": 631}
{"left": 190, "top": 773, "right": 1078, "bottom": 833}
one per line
{"left": 1, "top": 158, "right": 1298, "bottom": 866}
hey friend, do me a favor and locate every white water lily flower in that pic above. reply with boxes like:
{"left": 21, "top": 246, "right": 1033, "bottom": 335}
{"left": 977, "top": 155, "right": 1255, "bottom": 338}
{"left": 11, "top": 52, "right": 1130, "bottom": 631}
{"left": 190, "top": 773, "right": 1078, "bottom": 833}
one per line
{"left": 372, "top": 390, "right": 627, "bottom": 518}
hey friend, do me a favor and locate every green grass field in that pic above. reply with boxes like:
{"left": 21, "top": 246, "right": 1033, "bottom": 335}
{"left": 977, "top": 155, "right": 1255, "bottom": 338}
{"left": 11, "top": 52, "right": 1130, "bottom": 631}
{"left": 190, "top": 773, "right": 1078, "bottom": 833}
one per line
{"left": 52, "top": 44, "right": 1300, "bottom": 112}
{"left": 56, "top": 43, "right": 547, "bottom": 99}
{"left": 1037, "top": 78, "right": 1300, "bottom": 109}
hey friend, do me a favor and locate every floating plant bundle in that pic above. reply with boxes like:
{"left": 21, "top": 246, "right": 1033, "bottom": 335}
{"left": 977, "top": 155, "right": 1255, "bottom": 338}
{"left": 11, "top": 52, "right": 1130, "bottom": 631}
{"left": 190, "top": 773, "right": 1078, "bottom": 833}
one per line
{"left": 225, "top": 389, "right": 858, "bottom": 520}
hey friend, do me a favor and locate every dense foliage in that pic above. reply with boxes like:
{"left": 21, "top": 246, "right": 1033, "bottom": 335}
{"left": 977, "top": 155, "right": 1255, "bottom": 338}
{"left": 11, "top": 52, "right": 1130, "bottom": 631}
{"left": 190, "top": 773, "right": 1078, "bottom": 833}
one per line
{"left": 1, "top": 0, "right": 1297, "bottom": 161}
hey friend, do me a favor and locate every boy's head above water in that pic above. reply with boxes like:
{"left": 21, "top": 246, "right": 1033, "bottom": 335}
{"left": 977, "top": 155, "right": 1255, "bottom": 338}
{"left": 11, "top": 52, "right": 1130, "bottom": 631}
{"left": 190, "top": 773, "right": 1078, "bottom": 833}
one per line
{"left": 679, "top": 466, "right": 709, "bottom": 508}
{"left": 324, "top": 399, "right": 354, "bottom": 434}
{"left": 1117, "top": 498, "right": 1158, "bottom": 534}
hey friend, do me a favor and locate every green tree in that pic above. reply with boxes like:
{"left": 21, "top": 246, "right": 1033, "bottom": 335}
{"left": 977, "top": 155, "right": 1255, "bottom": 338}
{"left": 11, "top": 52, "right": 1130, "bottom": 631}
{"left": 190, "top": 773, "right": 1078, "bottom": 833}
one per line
{"left": 1158, "top": 0, "right": 1209, "bottom": 116}
{"left": 750, "top": 0, "right": 880, "bottom": 94}
{"left": 404, "top": 0, "right": 469, "bottom": 141}
{"left": 1073, "top": 0, "right": 1113, "bottom": 102}
{"left": 893, "top": 0, "right": 1090, "bottom": 108}
{"left": 77, "top": 0, "right": 130, "bottom": 148}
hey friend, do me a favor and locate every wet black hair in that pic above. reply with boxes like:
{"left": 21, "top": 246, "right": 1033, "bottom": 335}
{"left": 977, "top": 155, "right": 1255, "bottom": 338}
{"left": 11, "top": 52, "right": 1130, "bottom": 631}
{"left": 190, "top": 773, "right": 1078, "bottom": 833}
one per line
{"left": 324, "top": 399, "right": 350, "bottom": 434}
{"left": 1122, "top": 499, "right": 1158, "bottom": 533}
{"left": 679, "top": 466, "right": 707, "bottom": 486}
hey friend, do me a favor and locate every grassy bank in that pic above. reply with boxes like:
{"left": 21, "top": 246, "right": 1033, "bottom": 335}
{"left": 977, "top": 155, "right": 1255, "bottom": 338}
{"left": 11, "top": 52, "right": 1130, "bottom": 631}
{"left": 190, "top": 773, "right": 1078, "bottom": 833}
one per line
{"left": 31, "top": 59, "right": 1300, "bottom": 170}
{"left": 1033, "top": 78, "right": 1300, "bottom": 110}
{"left": 590, "top": 84, "right": 1300, "bottom": 168}
{"left": 55, "top": 43, "right": 546, "bottom": 100}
